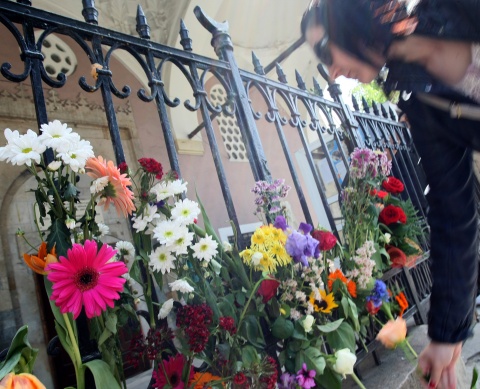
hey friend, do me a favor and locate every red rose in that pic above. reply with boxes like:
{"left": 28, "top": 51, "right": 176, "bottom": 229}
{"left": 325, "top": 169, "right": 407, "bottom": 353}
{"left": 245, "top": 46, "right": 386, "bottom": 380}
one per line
{"left": 387, "top": 246, "right": 407, "bottom": 268}
{"left": 379, "top": 205, "right": 407, "bottom": 225}
{"left": 366, "top": 300, "right": 381, "bottom": 315}
{"left": 234, "top": 372, "right": 247, "bottom": 385}
{"left": 376, "top": 190, "right": 388, "bottom": 199}
{"left": 382, "top": 177, "right": 404, "bottom": 194}
{"left": 311, "top": 229, "right": 337, "bottom": 251}
{"left": 118, "top": 161, "right": 128, "bottom": 174}
{"left": 257, "top": 279, "right": 280, "bottom": 303}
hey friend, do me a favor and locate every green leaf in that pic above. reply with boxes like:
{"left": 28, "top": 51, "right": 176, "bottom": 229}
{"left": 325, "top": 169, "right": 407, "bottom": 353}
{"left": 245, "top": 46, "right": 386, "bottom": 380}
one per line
{"left": 470, "top": 367, "right": 478, "bottom": 389}
{"left": 0, "top": 326, "right": 39, "bottom": 379}
{"left": 63, "top": 182, "right": 78, "bottom": 201}
{"left": 129, "top": 259, "right": 143, "bottom": 285}
{"left": 295, "top": 347, "right": 326, "bottom": 376}
{"left": 84, "top": 359, "right": 121, "bottom": 389}
{"left": 196, "top": 191, "right": 221, "bottom": 242}
{"left": 347, "top": 299, "right": 360, "bottom": 332}
{"left": 318, "top": 366, "right": 342, "bottom": 389}
{"left": 326, "top": 322, "right": 356, "bottom": 353}
{"left": 241, "top": 345, "right": 259, "bottom": 368}
{"left": 46, "top": 218, "right": 71, "bottom": 257}
{"left": 105, "top": 313, "right": 117, "bottom": 334}
{"left": 44, "top": 278, "right": 67, "bottom": 332}
{"left": 341, "top": 297, "right": 349, "bottom": 320}
{"left": 34, "top": 190, "right": 46, "bottom": 218}
{"left": 97, "top": 328, "right": 113, "bottom": 347}
{"left": 271, "top": 317, "right": 294, "bottom": 339}
{"left": 317, "top": 318, "right": 344, "bottom": 333}
{"left": 240, "top": 315, "right": 265, "bottom": 348}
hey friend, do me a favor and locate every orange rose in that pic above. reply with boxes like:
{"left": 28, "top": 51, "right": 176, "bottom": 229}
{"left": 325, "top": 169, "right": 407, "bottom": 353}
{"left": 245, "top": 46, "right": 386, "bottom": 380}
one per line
{"left": 23, "top": 242, "right": 58, "bottom": 275}
{"left": 0, "top": 373, "right": 46, "bottom": 389}
{"left": 376, "top": 317, "right": 407, "bottom": 348}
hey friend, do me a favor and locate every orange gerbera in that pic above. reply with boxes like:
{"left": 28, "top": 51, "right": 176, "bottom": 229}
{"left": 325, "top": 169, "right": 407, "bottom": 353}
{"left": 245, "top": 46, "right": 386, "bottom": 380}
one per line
{"left": 190, "top": 372, "right": 224, "bottom": 389}
{"left": 395, "top": 292, "right": 409, "bottom": 317}
{"left": 23, "top": 242, "right": 57, "bottom": 275}
{"left": 328, "top": 269, "right": 357, "bottom": 297}
{"left": 85, "top": 156, "right": 135, "bottom": 217}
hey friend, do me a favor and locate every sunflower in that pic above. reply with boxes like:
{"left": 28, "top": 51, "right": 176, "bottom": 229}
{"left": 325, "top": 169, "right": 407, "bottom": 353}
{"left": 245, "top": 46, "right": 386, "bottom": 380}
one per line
{"left": 47, "top": 240, "right": 127, "bottom": 319}
{"left": 85, "top": 156, "right": 135, "bottom": 217}
{"left": 309, "top": 289, "right": 338, "bottom": 314}
{"left": 23, "top": 241, "right": 57, "bottom": 275}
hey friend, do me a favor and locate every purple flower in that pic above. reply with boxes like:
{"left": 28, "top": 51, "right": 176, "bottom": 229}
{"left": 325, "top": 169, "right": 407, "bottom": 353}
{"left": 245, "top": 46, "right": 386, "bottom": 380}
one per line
{"left": 279, "top": 372, "right": 296, "bottom": 389}
{"left": 285, "top": 230, "right": 318, "bottom": 266}
{"left": 269, "top": 206, "right": 282, "bottom": 214}
{"left": 296, "top": 363, "right": 316, "bottom": 388}
{"left": 349, "top": 147, "right": 378, "bottom": 180}
{"left": 274, "top": 215, "right": 288, "bottom": 230}
{"left": 366, "top": 279, "right": 389, "bottom": 308}
{"left": 298, "top": 222, "right": 312, "bottom": 235}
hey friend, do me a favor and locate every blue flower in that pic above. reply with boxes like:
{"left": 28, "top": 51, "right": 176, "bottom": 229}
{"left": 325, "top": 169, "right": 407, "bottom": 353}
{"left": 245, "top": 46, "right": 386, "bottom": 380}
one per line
{"left": 366, "top": 279, "right": 389, "bottom": 308}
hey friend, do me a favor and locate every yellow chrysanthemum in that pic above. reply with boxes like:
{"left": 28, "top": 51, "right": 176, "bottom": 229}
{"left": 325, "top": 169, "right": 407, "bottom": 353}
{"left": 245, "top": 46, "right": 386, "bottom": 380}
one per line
{"left": 251, "top": 228, "right": 267, "bottom": 247}
{"left": 258, "top": 251, "right": 276, "bottom": 273}
{"left": 240, "top": 249, "right": 253, "bottom": 265}
{"left": 270, "top": 242, "right": 291, "bottom": 266}
{"left": 309, "top": 289, "right": 338, "bottom": 313}
{"left": 270, "top": 226, "right": 287, "bottom": 244}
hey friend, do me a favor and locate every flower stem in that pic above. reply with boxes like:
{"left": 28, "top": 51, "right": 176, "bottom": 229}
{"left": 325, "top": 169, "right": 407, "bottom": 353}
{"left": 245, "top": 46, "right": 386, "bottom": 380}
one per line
{"left": 351, "top": 371, "right": 368, "bottom": 389}
{"left": 63, "top": 313, "right": 85, "bottom": 389}
{"left": 405, "top": 339, "right": 418, "bottom": 358}
{"left": 237, "top": 277, "right": 265, "bottom": 330}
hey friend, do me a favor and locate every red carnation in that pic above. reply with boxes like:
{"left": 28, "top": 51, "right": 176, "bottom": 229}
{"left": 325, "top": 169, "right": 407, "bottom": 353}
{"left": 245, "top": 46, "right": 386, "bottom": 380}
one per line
{"left": 118, "top": 161, "right": 128, "bottom": 174}
{"left": 138, "top": 157, "right": 163, "bottom": 180}
{"left": 311, "top": 229, "right": 337, "bottom": 251}
{"left": 382, "top": 177, "right": 404, "bottom": 194}
{"left": 379, "top": 205, "right": 407, "bottom": 225}
{"left": 257, "top": 278, "right": 280, "bottom": 303}
{"left": 233, "top": 372, "right": 247, "bottom": 385}
{"left": 387, "top": 246, "right": 407, "bottom": 268}
{"left": 219, "top": 316, "right": 237, "bottom": 334}
{"left": 366, "top": 300, "right": 381, "bottom": 315}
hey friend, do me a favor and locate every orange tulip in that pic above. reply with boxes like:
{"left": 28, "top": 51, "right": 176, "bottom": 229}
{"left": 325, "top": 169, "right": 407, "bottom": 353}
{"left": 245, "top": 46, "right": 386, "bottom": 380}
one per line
{"left": 23, "top": 242, "right": 57, "bottom": 275}
{"left": 376, "top": 317, "right": 407, "bottom": 348}
{"left": 0, "top": 372, "right": 46, "bottom": 389}
{"left": 190, "top": 372, "right": 224, "bottom": 389}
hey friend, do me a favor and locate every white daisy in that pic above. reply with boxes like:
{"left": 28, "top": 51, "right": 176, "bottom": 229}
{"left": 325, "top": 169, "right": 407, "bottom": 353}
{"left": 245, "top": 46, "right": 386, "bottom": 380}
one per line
{"left": 170, "top": 228, "right": 194, "bottom": 255}
{"left": 158, "top": 298, "right": 174, "bottom": 319}
{"left": 168, "top": 179, "right": 188, "bottom": 196}
{"left": 171, "top": 198, "right": 200, "bottom": 225}
{"left": 132, "top": 204, "right": 161, "bottom": 232}
{"left": 0, "top": 128, "right": 46, "bottom": 166}
{"left": 97, "top": 223, "right": 109, "bottom": 237}
{"left": 115, "top": 241, "right": 135, "bottom": 262}
{"left": 153, "top": 219, "right": 183, "bottom": 246}
{"left": 65, "top": 217, "right": 76, "bottom": 230}
{"left": 38, "top": 120, "right": 77, "bottom": 152}
{"left": 150, "top": 181, "right": 172, "bottom": 202}
{"left": 192, "top": 235, "right": 218, "bottom": 262}
{"left": 57, "top": 133, "right": 94, "bottom": 172}
{"left": 90, "top": 176, "right": 109, "bottom": 194}
{"left": 169, "top": 279, "right": 194, "bottom": 293}
{"left": 149, "top": 245, "right": 176, "bottom": 274}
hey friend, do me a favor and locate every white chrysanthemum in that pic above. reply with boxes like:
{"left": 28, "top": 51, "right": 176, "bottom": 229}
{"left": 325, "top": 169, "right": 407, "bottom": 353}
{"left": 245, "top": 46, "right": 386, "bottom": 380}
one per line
{"left": 90, "top": 176, "right": 109, "bottom": 194}
{"left": 170, "top": 228, "right": 194, "bottom": 256}
{"left": 169, "top": 279, "right": 194, "bottom": 293}
{"left": 290, "top": 309, "right": 302, "bottom": 321}
{"left": 97, "top": 223, "right": 109, "bottom": 237}
{"left": 222, "top": 241, "right": 232, "bottom": 252}
{"left": 149, "top": 245, "right": 176, "bottom": 274}
{"left": 56, "top": 133, "right": 94, "bottom": 172}
{"left": 168, "top": 179, "right": 188, "bottom": 196}
{"left": 153, "top": 219, "right": 183, "bottom": 246}
{"left": 192, "top": 235, "right": 218, "bottom": 262}
{"left": 158, "top": 298, "right": 174, "bottom": 320}
{"left": 115, "top": 241, "right": 135, "bottom": 261}
{"left": 146, "top": 213, "right": 166, "bottom": 235}
{"left": 38, "top": 120, "right": 77, "bottom": 152}
{"left": 47, "top": 160, "right": 62, "bottom": 171}
{"left": 150, "top": 181, "right": 172, "bottom": 202}
{"left": 0, "top": 128, "right": 46, "bottom": 166}
{"left": 132, "top": 204, "right": 161, "bottom": 232}
{"left": 171, "top": 198, "right": 200, "bottom": 225}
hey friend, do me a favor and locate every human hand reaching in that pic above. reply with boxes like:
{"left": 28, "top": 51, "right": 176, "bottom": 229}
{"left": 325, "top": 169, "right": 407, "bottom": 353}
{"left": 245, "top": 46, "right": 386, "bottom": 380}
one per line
{"left": 417, "top": 342, "right": 462, "bottom": 389}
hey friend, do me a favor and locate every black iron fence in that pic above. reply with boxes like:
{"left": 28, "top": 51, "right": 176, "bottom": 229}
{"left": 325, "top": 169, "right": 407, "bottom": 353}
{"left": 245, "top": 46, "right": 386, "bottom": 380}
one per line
{"left": 0, "top": 0, "right": 432, "bottom": 379}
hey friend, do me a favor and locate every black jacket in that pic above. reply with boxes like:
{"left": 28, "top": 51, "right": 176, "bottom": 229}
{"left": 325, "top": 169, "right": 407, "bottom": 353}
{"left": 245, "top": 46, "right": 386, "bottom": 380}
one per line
{"left": 384, "top": 0, "right": 480, "bottom": 343}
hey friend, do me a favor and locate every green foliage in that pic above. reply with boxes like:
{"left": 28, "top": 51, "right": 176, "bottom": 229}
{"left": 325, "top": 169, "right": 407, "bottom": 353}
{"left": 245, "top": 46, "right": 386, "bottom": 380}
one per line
{"left": 0, "top": 326, "right": 38, "bottom": 380}
{"left": 352, "top": 80, "right": 399, "bottom": 105}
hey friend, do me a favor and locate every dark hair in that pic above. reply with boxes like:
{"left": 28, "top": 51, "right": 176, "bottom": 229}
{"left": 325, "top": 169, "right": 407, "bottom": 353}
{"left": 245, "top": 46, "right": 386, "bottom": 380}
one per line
{"left": 301, "top": 0, "right": 415, "bottom": 66}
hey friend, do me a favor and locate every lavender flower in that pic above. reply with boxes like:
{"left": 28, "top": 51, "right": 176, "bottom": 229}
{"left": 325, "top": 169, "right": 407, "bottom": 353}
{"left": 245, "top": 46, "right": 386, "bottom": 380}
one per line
{"left": 274, "top": 215, "right": 288, "bottom": 230}
{"left": 285, "top": 230, "right": 318, "bottom": 266}
{"left": 279, "top": 372, "right": 296, "bottom": 389}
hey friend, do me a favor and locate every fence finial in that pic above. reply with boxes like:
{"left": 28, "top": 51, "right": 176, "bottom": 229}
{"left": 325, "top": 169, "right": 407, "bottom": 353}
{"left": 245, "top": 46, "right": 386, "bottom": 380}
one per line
{"left": 16, "top": 0, "right": 32, "bottom": 5}
{"left": 389, "top": 106, "right": 398, "bottom": 121}
{"left": 295, "top": 70, "right": 306, "bottom": 90}
{"left": 372, "top": 101, "right": 380, "bottom": 116}
{"left": 351, "top": 95, "right": 359, "bottom": 111}
{"left": 275, "top": 63, "right": 287, "bottom": 84}
{"left": 136, "top": 5, "right": 150, "bottom": 39}
{"left": 179, "top": 20, "right": 193, "bottom": 51}
{"left": 361, "top": 97, "right": 370, "bottom": 113}
{"left": 82, "top": 0, "right": 98, "bottom": 25}
{"left": 252, "top": 52, "right": 265, "bottom": 75}
{"left": 380, "top": 103, "right": 389, "bottom": 118}
{"left": 313, "top": 78, "right": 323, "bottom": 97}
{"left": 194, "top": 6, "right": 231, "bottom": 58}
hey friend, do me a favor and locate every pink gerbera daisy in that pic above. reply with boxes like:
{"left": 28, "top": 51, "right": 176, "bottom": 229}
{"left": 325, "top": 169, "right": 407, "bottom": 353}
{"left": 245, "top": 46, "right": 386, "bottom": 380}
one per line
{"left": 85, "top": 156, "right": 136, "bottom": 217}
{"left": 47, "top": 240, "right": 128, "bottom": 319}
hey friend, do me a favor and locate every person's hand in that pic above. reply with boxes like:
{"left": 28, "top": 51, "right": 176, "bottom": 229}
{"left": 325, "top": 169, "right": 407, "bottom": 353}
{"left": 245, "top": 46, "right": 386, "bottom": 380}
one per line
{"left": 417, "top": 341, "right": 462, "bottom": 389}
